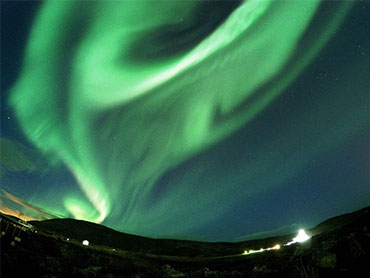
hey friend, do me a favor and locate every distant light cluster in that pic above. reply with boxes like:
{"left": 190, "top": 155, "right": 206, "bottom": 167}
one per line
{"left": 243, "top": 244, "right": 280, "bottom": 255}
{"left": 243, "top": 229, "right": 311, "bottom": 255}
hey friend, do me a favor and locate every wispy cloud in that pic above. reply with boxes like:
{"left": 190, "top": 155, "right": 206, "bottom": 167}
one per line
{"left": 0, "top": 137, "right": 49, "bottom": 179}
{"left": 0, "top": 190, "right": 61, "bottom": 221}
{"left": 0, "top": 199, "right": 36, "bottom": 221}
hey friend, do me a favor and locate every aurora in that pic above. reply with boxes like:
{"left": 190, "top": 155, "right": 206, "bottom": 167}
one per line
{"left": 5, "top": 0, "right": 369, "bottom": 240}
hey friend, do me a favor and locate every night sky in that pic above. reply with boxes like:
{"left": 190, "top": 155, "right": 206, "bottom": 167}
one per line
{"left": 1, "top": 0, "right": 369, "bottom": 242}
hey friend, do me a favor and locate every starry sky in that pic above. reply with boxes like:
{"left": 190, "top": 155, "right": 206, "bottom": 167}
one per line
{"left": 1, "top": 0, "right": 370, "bottom": 242}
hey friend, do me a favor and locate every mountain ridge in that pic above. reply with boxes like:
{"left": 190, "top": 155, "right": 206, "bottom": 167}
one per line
{"left": 2, "top": 204, "right": 370, "bottom": 277}
{"left": 24, "top": 204, "right": 370, "bottom": 257}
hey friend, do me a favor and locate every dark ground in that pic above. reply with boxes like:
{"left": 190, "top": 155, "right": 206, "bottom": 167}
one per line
{"left": 1, "top": 205, "right": 370, "bottom": 278}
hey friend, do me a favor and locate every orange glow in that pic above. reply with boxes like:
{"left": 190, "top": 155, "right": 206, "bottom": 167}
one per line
{"left": 0, "top": 207, "right": 36, "bottom": 222}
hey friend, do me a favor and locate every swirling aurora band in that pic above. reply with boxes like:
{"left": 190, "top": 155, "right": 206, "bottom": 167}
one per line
{"left": 9, "top": 1, "right": 353, "bottom": 236}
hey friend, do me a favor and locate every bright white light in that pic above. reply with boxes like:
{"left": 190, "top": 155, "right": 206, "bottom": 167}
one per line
{"left": 82, "top": 240, "right": 89, "bottom": 246}
{"left": 285, "top": 229, "right": 311, "bottom": 246}
{"left": 272, "top": 244, "right": 280, "bottom": 250}
{"left": 294, "top": 229, "right": 310, "bottom": 243}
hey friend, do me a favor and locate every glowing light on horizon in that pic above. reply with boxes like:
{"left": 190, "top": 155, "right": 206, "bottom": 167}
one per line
{"left": 285, "top": 229, "right": 311, "bottom": 246}
{"left": 294, "top": 229, "right": 311, "bottom": 243}
{"left": 243, "top": 244, "right": 280, "bottom": 255}
{"left": 82, "top": 240, "right": 89, "bottom": 246}
{"left": 242, "top": 229, "right": 311, "bottom": 255}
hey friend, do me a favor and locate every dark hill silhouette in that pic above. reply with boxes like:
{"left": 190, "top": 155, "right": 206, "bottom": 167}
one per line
{"left": 2, "top": 205, "right": 369, "bottom": 278}
{"left": 310, "top": 205, "right": 370, "bottom": 235}
{"left": 29, "top": 218, "right": 246, "bottom": 257}
{"left": 27, "top": 205, "right": 370, "bottom": 257}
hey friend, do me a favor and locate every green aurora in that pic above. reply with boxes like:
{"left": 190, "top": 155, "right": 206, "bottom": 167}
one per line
{"left": 8, "top": 0, "right": 360, "bottom": 237}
